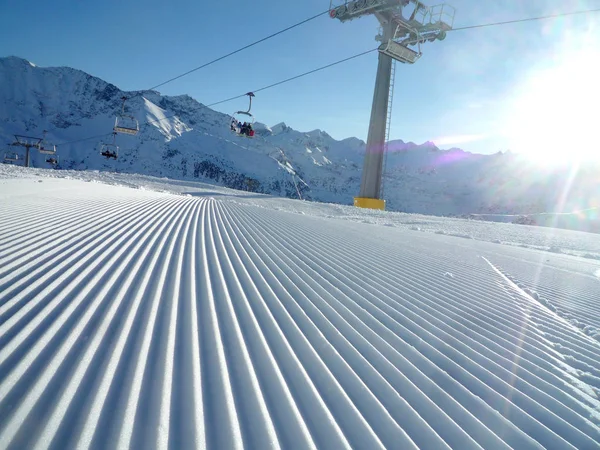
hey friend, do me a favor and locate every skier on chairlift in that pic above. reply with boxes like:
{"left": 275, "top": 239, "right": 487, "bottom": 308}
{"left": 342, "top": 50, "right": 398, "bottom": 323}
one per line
{"left": 230, "top": 92, "right": 256, "bottom": 137}
{"left": 101, "top": 148, "right": 117, "bottom": 160}
{"left": 241, "top": 121, "right": 254, "bottom": 137}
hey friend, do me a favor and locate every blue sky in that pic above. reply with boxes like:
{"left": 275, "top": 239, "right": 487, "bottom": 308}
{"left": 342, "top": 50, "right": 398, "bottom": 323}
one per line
{"left": 1, "top": 0, "right": 599, "bottom": 157}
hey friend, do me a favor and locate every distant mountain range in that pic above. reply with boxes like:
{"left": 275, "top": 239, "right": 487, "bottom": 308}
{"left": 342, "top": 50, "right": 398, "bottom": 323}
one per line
{"left": 1, "top": 55, "right": 598, "bottom": 233}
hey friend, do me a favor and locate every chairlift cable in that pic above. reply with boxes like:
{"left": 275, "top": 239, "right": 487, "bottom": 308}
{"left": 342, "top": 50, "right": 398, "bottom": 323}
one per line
{"left": 57, "top": 47, "right": 377, "bottom": 143}
{"left": 54, "top": 7, "right": 600, "bottom": 147}
{"left": 450, "top": 7, "right": 600, "bottom": 32}
{"left": 143, "top": 48, "right": 378, "bottom": 129}
{"left": 141, "top": 10, "right": 330, "bottom": 95}
{"left": 206, "top": 48, "right": 378, "bottom": 109}
{"left": 39, "top": 9, "right": 330, "bottom": 140}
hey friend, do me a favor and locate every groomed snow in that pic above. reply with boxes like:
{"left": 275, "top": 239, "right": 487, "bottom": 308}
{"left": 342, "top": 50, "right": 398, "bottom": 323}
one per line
{"left": 1, "top": 166, "right": 599, "bottom": 449}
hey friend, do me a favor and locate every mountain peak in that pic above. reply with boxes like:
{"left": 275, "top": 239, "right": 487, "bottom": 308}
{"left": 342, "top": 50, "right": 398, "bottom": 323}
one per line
{"left": 271, "top": 122, "right": 290, "bottom": 135}
{"left": 422, "top": 140, "right": 439, "bottom": 149}
{"left": 0, "top": 55, "right": 37, "bottom": 68}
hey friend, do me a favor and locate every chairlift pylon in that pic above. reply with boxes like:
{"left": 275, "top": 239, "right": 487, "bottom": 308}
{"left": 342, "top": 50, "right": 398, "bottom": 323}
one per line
{"left": 230, "top": 92, "right": 256, "bottom": 138}
{"left": 100, "top": 133, "right": 119, "bottom": 160}
{"left": 113, "top": 96, "right": 139, "bottom": 135}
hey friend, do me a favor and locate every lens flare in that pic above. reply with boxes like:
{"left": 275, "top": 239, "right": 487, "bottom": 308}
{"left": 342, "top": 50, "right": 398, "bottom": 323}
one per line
{"left": 503, "top": 46, "right": 600, "bottom": 165}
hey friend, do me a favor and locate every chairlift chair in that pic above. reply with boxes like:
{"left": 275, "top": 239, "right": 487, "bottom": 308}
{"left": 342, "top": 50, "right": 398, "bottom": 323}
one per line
{"left": 3, "top": 152, "right": 20, "bottom": 163}
{"left": 379, "top": 38, "right": 421, "bottom": 64}
{"left": 38, "top": 130, "right": 57, "bottom": 154}
{"left": 100, "top": 133, "right": 119, "bottom": 160}
{"left": 113, "top": 96, "right": 139, "bottom": 135}
{"left": 38, "top": 144, "right": 57, "bottom": 155}
{"left": 230, "top": 92, "right": 256, "bottom": 138}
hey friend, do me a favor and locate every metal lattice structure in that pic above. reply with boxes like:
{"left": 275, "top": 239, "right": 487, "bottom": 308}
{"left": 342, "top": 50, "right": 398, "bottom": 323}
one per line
{"left": 12, "top": 135, "right": 44, "bottom": 168}
{"left": 8, "top": 133, "right": 60, "bottom": 167}
{"left": 381, "top": 59, "right": 396, "bottom": 200}
{"left": 330, "top": 0, "right": 454, "bottom": 53}
{"left": 330, "top": 0, "right": 454, "bottom": 210}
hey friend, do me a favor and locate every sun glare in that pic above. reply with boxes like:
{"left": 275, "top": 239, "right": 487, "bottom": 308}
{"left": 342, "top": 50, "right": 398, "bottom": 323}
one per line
{"left": 504, "top": 49, "right": 600, "bottom": 166}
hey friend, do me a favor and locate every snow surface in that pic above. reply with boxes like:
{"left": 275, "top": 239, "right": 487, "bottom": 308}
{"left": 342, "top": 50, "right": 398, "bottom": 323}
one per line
{"left": 1, "top": 165, "right": 600, "bottom": 449}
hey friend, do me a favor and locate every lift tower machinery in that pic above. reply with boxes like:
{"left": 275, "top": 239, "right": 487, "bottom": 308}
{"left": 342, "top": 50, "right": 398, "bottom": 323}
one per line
{"left": 11, "top": 135, "right": 44, "bottom": 168}
{"left": 330, "top": 0, "right": 455, "bottom": 210}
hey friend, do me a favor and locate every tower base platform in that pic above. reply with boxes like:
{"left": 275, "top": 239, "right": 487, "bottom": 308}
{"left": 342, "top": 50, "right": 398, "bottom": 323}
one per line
{"left": 354, "top": 197, "right": 386, "bottom": 211}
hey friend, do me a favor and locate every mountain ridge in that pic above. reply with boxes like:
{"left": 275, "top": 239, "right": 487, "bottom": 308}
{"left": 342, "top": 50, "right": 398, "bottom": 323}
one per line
{"left": 1, "top": 55, "right": 599, "bottom": 233}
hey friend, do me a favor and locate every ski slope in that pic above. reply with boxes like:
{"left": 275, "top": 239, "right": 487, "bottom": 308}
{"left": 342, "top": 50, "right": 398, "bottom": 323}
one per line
{"left": 1, "top": 168, "right": 600, "bottom": 449}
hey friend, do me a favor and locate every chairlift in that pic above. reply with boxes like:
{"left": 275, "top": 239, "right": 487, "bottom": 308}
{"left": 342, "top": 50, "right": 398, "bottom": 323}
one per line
{"left": 100, "top": 133, "right": 119, "bottom": 160}
{"left": 3, "top": 152, "right": 21, "bottom": 163}
{"left": 230, "top": 92, "right": 256, "bottom": 138}
{"left": 113, "top": 96, "right": 139, "bottom": 135}
{"left": 379, "top": 38, "right": 421, "bottom": 64}
{"left": 378, "top": 23, "right": 423, "bottom": 64}
{"left": 38, "top": 130, "right": 57, "bottom": 154}
{"left": 46, "top": 155, "right": 59, "bottom": 166}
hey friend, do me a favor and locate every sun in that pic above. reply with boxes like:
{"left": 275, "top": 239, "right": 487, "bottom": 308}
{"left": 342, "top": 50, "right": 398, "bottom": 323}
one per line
{"left": 503, "top": 49, "right": 600, "bottom": 166}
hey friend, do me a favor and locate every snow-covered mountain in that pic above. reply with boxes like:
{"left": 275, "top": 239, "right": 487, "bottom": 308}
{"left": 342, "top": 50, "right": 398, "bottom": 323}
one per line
{"left": 1, "top": 56, "right": 599, "bottom": 232}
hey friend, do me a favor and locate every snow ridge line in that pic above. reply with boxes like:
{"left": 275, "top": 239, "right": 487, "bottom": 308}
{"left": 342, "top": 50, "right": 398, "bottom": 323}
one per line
{"left": 76, "top": 196, "right": 202, "bottom": 449}
{"left": 209, "top": 201, "right": 322, "bottom": 450}
{"left": 217, "top": 202, "right": 469, "bottom": 449}
{"left": 238, "top": 205, "right": 600, "bottom": 425}
{"left": 0, "top": 194, "right": 151, "bottom": 254}
{"left": 490, "top": 261, "right": 600, "bottom": 340}
{"left": 211, "top": 201, "right": 387, "bottom": 449}
{"left": 0, "top": 196, "right": 180, "bottom": 331}
{"left": 0, "top": 195, "right": 138, "bottom": 252}
{"left": 224, "top": 201, "right": 600, "bottom": 448}
{"left": 38, "top": 198, "right": 200, "bottom": 450}
{"left": 0, "top": 195, "right": 195, "bottom": 447}
{"left": 0, "top": 196, "right": 170, "bottom": 290}
{"left": 482, "top": 257, "right": 600, "bottom": 350}
{"left": 230, "top": 203, "right": 600, "bottom": 394}
{"left": 0, "top": 184, "right": 599, "bottom": 449}
{"left": 220, "top": 206, "right": 580, "bottom": 445}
